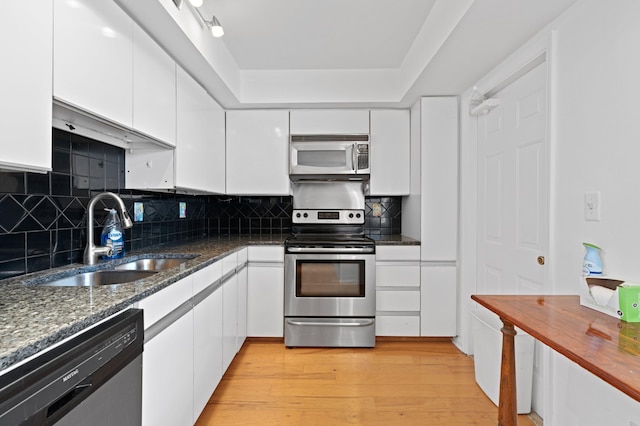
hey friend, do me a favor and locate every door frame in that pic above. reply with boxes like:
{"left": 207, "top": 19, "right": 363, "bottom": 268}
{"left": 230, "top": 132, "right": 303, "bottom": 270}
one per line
{"left": 455, "top": 29, "right": 557, "bottom": 418}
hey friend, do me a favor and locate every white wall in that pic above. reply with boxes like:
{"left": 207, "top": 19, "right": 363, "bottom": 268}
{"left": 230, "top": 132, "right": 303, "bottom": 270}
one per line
{"left": 460, "top": 0, "right": 640, "bottom": 424}
{"left": 549, "top": 0, "right": 640, "bottom": 424}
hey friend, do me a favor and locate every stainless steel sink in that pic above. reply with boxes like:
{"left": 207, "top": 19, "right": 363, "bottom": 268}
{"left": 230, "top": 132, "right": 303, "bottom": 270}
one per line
{"left": 37, "top": 270, "right": 158, "bottom": 287}
{"left": 114, "top": 257, "right": 191, "bottom": 271}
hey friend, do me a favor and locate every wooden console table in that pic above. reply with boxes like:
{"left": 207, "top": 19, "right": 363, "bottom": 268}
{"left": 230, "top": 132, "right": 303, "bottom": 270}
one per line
{"left": 471, "top": 295, "right": 640, "bottom": 426}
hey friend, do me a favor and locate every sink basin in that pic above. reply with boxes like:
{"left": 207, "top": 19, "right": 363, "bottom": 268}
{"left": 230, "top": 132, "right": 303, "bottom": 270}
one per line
{"left": 114, "top": 257, "right": 191, "bottom": 271}
{"left": 37, "top": 270, "right": 158, "bottom": 287}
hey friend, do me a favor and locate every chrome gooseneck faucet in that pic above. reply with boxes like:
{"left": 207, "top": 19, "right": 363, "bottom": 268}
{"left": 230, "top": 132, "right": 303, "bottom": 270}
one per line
{"left": 84, "top": 192, "right": 133, "bottom": 265}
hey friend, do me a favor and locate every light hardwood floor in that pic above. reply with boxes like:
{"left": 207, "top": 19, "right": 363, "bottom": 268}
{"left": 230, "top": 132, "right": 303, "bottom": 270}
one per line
{"left": 195, "top": 339, "right": 536, "bottom": 426}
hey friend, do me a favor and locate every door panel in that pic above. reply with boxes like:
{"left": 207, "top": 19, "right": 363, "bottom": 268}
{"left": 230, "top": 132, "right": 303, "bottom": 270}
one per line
{"left": 477, "top": 62, "right": 548, "bottom": 296}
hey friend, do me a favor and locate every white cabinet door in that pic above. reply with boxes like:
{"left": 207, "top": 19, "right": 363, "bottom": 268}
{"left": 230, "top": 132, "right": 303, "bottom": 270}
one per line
{"left": 247, "top": 264, "right": 284, "bottom": 337}
{"left": 420, "top": 98, "right": 458, "bottom": 261}
{"left": 54, "top": 0, "right": 133, "bottom": 128}
{"left": 420, "top": 265, "right": 456, "bottom": 337}
{"left": 133, "top": 25, "right": 176, "bottom": 146}
{"left": 290, "top": 110, "right": 370, "bottom": 134}
{"left": 138, "top": 275, "right": 194, "bottom": 425}
{"left": 126, "top": 67, "right": 225, "bottom": 192}
{"left": 247, "top": 246, "right": 284, "bottom": 337}
{"left": 142, "top": 311, "right": 194, "bottom": 426}
{"left": 222, "top": 272, "right": 238, "bottom": 371}
{"left": 236, "top": 249, "right": 248, "bottom": 351}
{"left": 370, "top": 110, "right": 410, "bottom": 195}
{"left": 176, "top": 67, "right": 225, "bottom": 193}
{"left": 0, "top": 2, "right": 52, "bottom": 173}
{"left": 226, "top": 110, "right": 289, "bottom": 195}
{"left": 192, "top": 263, "right": 223, "bottom": 419}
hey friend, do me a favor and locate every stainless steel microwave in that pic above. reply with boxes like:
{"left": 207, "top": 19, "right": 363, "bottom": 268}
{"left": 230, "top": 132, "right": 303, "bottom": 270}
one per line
{"left": 289, "top": 134, "right": 370, "bottom": 179}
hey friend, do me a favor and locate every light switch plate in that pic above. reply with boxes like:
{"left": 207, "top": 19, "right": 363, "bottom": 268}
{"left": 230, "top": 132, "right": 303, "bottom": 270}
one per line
{"left": 584, "top": 191, "right": 601, "bottom": 221}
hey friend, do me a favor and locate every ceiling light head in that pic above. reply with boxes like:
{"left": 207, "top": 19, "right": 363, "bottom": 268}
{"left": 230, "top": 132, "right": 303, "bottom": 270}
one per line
{"left": 188, "top": 0, "right": 204, "bottom": 7}
{"left": 208, "top": 16, "right": 224, "bottom": 37}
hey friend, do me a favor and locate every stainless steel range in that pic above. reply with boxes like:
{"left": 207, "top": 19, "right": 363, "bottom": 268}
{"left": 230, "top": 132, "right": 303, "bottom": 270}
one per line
{"left": 284, "top": 180, "right": 376, "bottom": 348}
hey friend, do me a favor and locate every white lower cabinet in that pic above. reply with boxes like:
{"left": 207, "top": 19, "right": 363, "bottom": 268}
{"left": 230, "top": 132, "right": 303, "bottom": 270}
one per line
{"left": 420, "top": 265, "right": 456, "bottom": 337}
{"left": 139, "top": 255, "right": 244, "bottom": 426}
{"left": 375, "top": 246, "right": 421, "bottom": 336}
{"left": 139, "top": 275, "right": 194, "bottom": 426}
{"left": 222, "top": 253, "right": 239, "bottom": 371}
{"left": 236, "top": 249, "right": 248, "bottom": 350}
{"left": 192, "top": 262, "right": 224, "bottom": 420}
{"left": 247, "top": 246, "right": 285, "bottom": 337}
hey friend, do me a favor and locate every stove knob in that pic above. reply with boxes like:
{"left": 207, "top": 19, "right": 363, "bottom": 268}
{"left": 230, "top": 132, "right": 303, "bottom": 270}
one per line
{"left": 303, "top": 213, "right": 308, "bottom": 218}
{"left": 296, "top": 213, "right": 301, "bottom": 218}
{"left": 356, "top": 213, "right": 361, "bottom": 218}
{"left": 349, "top": 213, "right": 354, "bottom": 218}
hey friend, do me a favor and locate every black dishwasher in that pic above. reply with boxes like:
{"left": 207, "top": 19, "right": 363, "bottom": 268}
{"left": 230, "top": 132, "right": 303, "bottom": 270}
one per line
{"left": 0, "top": 308, "right": 143, "bottom": 426}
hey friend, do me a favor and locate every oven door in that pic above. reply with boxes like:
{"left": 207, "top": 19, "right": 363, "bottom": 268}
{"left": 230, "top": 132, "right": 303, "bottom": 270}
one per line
{"left": 284, "top": 252, "right": 375, "bottom": 317}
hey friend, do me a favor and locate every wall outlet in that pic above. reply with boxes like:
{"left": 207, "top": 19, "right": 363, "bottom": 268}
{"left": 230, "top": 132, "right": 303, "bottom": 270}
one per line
{"left": 372, "top": 203, "right": 382, "bottom": 217}
{"left": 584, "top": 191, "right": 601, "bottom": 221}
{"left": 134, "top": 202, "right": 144, "bottom": 222}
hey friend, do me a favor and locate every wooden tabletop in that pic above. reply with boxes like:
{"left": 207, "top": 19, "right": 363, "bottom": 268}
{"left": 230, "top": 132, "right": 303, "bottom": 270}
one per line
{"left": 471, "top": 295, "right": 640, "bottom": 403}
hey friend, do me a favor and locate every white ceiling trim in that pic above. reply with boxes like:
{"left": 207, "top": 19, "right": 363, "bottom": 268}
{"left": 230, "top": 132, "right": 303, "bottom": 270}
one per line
{"left": 236, "top": 0, "right": 476, "bottom": 105}
{"left": 120, "top": 0, "right": 477, "bottom": 107}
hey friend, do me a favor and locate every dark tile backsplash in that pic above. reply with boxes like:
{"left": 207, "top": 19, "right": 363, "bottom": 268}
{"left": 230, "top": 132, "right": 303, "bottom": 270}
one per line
{"left": 208, "top": 196, "right": 293, "bottom": 235}
{"left": 0, "top": 129, "right": 401, "bottom": 280}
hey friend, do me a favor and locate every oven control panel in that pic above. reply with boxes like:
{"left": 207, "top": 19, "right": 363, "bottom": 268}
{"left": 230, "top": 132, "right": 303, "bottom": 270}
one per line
{"left": 292, "top": 209, "right": 365, "bottom": 225}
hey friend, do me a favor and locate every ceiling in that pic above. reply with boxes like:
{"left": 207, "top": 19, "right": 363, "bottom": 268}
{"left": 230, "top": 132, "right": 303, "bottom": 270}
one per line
{"left": 122, "top": 0, "right": 581, "bottom": 108}
{"left": 200, "top": 0, "right": 438, "bottom": 70}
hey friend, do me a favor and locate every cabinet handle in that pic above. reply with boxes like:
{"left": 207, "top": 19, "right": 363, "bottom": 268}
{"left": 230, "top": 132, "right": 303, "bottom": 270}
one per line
{"left": 537, "top": 256, "right": 545, "bottom": 265}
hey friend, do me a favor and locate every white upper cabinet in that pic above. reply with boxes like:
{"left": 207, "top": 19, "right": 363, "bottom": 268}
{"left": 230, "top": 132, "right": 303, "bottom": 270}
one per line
{"left": 290, "top": 110, "right": 369, "bottom": 134}
{"left": 226, "top": 110, "right": 290, "bottom": 195}
{"left": 175, "top": 67, "right": 225, "bottom": 193}
{"left": 0, "top": 2, "right": 52, "bottom": 173}
{"left": 54, "top": 0, "right": 133, "bottom": 128}
{"left": 420, "top": 97, "right": 458, "bottom": 261}
{"left": 370, "top": 110, "right": 410, "bottom": 195}
{"left": 133, "top": 25, "right": 176, "bottom": 146}
{"left": 125, "top": 67, "right": 225, "bottom": 194}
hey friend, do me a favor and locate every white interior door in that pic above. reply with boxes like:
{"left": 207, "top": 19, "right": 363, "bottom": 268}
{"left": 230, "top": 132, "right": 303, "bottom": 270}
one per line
{"left": 477, "top": 62, "right": 549, "bottom": 295}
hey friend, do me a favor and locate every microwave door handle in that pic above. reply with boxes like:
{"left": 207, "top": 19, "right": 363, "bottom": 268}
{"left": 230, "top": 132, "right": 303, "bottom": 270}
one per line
{"left": 351, "top": 143, "right": 358, "bottom": 172}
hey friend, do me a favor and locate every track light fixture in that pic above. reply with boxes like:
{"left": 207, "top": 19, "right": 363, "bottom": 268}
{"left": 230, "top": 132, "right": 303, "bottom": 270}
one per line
{"left": 190, "top": 1, "right": 225, "bottom": 38}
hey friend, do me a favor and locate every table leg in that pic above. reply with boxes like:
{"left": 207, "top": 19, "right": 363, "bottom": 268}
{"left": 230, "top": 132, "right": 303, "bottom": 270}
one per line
{"left": 498, "top": 319, "right": 517, "bottom": 426}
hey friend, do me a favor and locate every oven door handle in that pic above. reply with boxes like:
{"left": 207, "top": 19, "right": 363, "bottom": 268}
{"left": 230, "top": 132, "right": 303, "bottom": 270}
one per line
{"left": 286, "top": 247, "right": 374, "bottom": 254}
{"left": 286, "top": 319, "right": 375, "bottom": 327}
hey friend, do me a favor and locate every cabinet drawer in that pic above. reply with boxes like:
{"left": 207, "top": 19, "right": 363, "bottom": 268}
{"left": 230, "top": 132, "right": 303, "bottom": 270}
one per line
{"left": 137, "top": 276, "right": 192, "bottom": 329}
{"left": 376, "top": 290, "right": 421, "bottom": 311}
{"left": 192, "top": 261, "right": 222, "bottom": 294}
{"left": 222, "top": 252, "right": 238, "bottom": 275}
{"left": 376, "top": 264, "right": 420, "bottom": 287}
{"left": 237, "top": 248, "right": 248, "bottom": 265}
{"left": 376, "top": 315, "right": 420, "bottom": 336}
{"left": 376, "top": 246, "right": 420, "bottom": 261}
{"left": 248, "top": 246, "right": 284, "bottom": 262}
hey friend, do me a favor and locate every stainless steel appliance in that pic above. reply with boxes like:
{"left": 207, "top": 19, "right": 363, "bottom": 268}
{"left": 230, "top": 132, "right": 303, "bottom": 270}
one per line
{"left": 285, "top": 180, "right": 376, "bottom": 348}
{"left": 289, "top": 134, "right": 370, "bottom": 179}
{"left": 0, "top": 309, "right": 143, "bottom": 425}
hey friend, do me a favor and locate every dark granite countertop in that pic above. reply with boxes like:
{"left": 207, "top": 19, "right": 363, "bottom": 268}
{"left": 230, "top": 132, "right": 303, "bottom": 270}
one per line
{"left": 0, "top": 235, "right": 287, "bottom": 372}
{"left": 0, "top": 233, "right": 418, "bottom": 372}
{"left": 368, "top": 234, "right": 420, "bottom": 245}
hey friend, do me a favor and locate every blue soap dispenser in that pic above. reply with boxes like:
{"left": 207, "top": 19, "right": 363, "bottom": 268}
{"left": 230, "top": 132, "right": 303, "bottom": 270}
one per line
{"left": 101, "top": 208, "right": 125, "bottom": 259}
{"left": 582, "top": 242, "right": 602, "bottom": 276}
